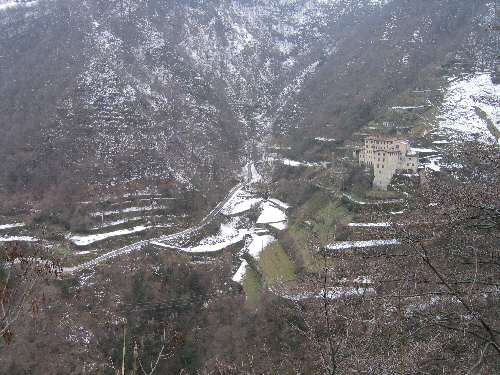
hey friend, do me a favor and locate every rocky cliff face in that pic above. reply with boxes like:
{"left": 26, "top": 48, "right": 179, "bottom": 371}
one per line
{"left": 0, "top": 0, "right": 496, "bottom": 196}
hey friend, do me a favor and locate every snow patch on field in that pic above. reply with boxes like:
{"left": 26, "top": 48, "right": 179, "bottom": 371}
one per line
{"left": 68, "top": 226, "right": 152, "bottom": 246}
{"left": 221, "top": 190, "right": 262, "bottom": 216}
{"left": 91, "top": 205, "right": 168, "bottom": 217}
{"left": 286, "top": 286, "right": 376, "bottom": 301}
{"left": 269, "top": 221, "right": 288, "bottom": 231}
{"left": 315, "top": 137, "right": 336, "bottom": 142}
{"left": 348, "top": 222, "right": 390, "bottom": 228}
{"left": 268, "top": 198, "right": 290, "bottom": 210}
{"left": 257, "top": 202, "right": 287, "bottom": 224}
{"left": 185, "top": 218, "right": 253, "bottom": 253}
{"left": 90, "top": 217, "right": 143, "bottom": 230}
{"left": 325, "top": 239, "right": 400, "bottom": 251}
{"left": 0, "top": 235, "right": 38, "bottom": 242}
{"left": 0, "top": 222, "right": 25, "bottom": 230}
{"left": 0, "top": 1, "right": 38, "bottom": 12}
{"left": 410, "top": 148, "right": 437, "bottom": 154}
{"left": 246, "top": 234, "right": 276, "bottom": 259}
{"left": 281, "top": 158, "right": 322, "bottom": 168}
{"left": 232, "top": 260, "right": 248, "bottom": 283}
{"left": 232, "top": 233, "right": 277, "bottom": 284}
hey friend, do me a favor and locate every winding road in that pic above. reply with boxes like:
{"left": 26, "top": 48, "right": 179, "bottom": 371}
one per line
{"left": 64, "top": 178, "right": 249, "bottom": 274}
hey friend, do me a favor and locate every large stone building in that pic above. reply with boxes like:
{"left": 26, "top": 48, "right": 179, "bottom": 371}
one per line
{"left": 355, "top": 135, "right": 418, "bottom": 190}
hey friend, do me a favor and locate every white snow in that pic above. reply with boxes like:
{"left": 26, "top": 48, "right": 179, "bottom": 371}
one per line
{"left": 0, "top": 236, "right": 38, "bottom": 242}
{"left": 392, "top": 105, "right": 430, "bottom": 110}
{"left": 185, "top": 218, "right": 252, "bottom": 253}
{"left": 0, "top": 1, "right": 38, "bottom": 12}
{"left": 315, "top": 137, "right": 336, "bottom": 142}
{"left": 281, "top": 158, "right": 321, "bottom": 168}
{"left": 325, "top": 239, "right": 400, "bottom": 251}
{"left": 90, "top": 217, "right": 143, "bottom": 230}
{"left": 342, "top": 193, "right": 403, "bottom": 206}
{"left": 268, "top": 198, "right": 290, "bottom": 210}
{"left": 221, "top": 190, "right": 262, "bottom": 216}
{"left": 269, "top": 221, "right": 288, "bottom": 231}
{"left": 437, "top": 73, "right": 499, "bottom": 143}
{"left": 432, "top": 140, "right": 450, "bottom": 144}
{"left": 0, "top": 222, "right": 25, "bottom": 230}
{"left": 410, "top": 148, "right": 437, "bottom": 153}
{"left": 232, "top": 260, "right": 248, "bottom": 283}
{"left": 91, "top": 205, "right": 168, "bottom": 217}
{"left": 287, "top": 286, "right": 376, "bottom": 301}
{"left": 68, "top": 225, "right": 152, "bottom": 246}
{"left": 246, "top": 234, "right": 276, "bottom": 259}
{"left": 229, "top": 233, "right": 277, "bottom": 283}
{"left": 257, "top": 202, "right": 287, "bottom": 224}
{"left": 390, "top": 211, "right": 404, "bottom": 215}
{"left": 423, "top": 156, "right": 442, "bottom": 172}
{"left": 347, "top": 222, "right": 390, "bottom": 228}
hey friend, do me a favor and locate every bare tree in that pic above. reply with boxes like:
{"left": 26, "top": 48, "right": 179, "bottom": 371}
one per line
{"left": 0, "top": 242, "right": 61, "bottom": 344}
{"left": 390, "top": 142, "right": 500, "bottom": 371}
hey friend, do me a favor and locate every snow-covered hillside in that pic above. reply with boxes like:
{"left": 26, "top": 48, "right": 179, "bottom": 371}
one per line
{"left": 437, "top": 73, "right": 499, "bottom": 143}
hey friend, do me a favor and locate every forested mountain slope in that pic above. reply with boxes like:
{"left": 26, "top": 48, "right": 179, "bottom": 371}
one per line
{"left": 0, "top": 0, "right": 496, "bottom": 198}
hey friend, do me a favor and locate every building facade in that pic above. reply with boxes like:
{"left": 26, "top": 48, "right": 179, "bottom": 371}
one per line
{"left": 356, "top": 136, "right": 418, "bottom": 190}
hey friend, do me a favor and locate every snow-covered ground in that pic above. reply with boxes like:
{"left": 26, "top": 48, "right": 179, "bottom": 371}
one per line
{"left": 286, "top": 286, "right": 376, "bottom": 301}
{"left": 232, "top": 260, "right": 248, "bottom": 283}
{"left": 68, "top": 225, "right": 154, "bottom": 246}
{"left": 325, "top": 239, "right": 400, "bottom": 251}
{"left": 246, "top": 233, "right": 276, "bottom": 259}
{"left": 182, "top": 218, "right": 255, "bottom": 253}
{"left": 314, "top": 137, "right": 336, "bottom": 143}
{"left": 0, "top": 235, "right": 38, "bottom": 242}
{"left": 221, "top": 191, "right": 262, "bottom": 216}
{"left": 90, "top": 205, "right": 169, "bottom": 217}
{"left": 410, "top": 147, "right": 437, "bottom": 154}
{"left": 0, "top": 222, "right": 25, "bottom": 230}
{"left": 281, "top": 158, "right": 321, "bottom": 168}
{"left": 0, "top": 1, "right": 39, "bottom": 12}
{"left": 436, "top": 73, "right": 499, "bottom": 143}
{"left": 257, "top": 201, "right": 287, "bottom": 224}
{"left": 90, "top": 217, "right": 147, "bottom": 230}
{"left": 348, "top": 222, "right": 390, "bottom": 228}
{"left": 342, "top": 193, "right": 403, "bottom": 206}
{"left": 423, "top": 155, "right": 442, "bottom": 172}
